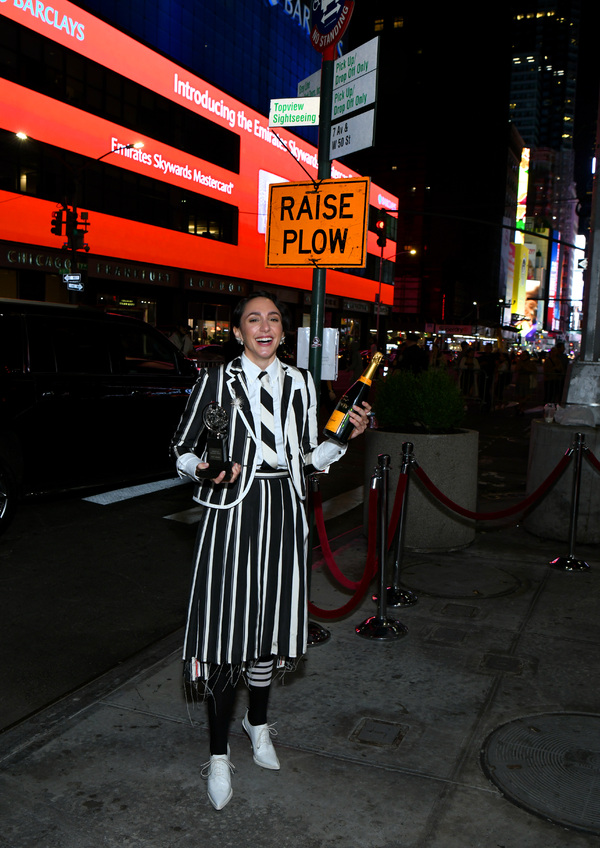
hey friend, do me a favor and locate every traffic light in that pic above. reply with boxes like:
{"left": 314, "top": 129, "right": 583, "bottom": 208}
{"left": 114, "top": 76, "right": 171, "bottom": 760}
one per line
{"left": 375, "top": 212, "right": 387, "bottom": 248}
{"left": 65, "top": 207, "right": 90, "bottom": 252}
{"left": 50, "top": 208, "right": 64, "bottom": 236}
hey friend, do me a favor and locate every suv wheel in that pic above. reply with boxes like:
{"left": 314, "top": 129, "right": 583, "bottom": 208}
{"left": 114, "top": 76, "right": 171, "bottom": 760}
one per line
{"left": 0, "top": 459, "right": 17, "bottom": 535}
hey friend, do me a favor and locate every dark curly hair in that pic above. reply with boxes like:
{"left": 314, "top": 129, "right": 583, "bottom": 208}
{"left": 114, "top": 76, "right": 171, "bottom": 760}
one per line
{"left": 232, "top": 290, "right": 291, "bottom": 332}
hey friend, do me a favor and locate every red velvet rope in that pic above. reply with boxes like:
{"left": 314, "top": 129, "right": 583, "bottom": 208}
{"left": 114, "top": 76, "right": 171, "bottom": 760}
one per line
{"left": 312, "top": 487, "right": 361, "bottom": 590}
{"left": 584, "top": 446, "right": 600, "bottom": 475}
{"left": 308, "top": 484, "right": 379, "bottom": 620}
{"left": 413, "top": 451, "right": 572, "bottom": 521}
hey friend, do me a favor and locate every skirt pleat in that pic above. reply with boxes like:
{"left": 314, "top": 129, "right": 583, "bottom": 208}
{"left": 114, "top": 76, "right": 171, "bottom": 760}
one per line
{"left": 183, "top": 475, "right": 308, "bottom": 672}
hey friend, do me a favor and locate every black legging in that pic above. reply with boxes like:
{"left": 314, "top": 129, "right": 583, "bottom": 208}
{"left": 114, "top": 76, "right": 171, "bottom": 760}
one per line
{"left": 206, "top": 658, "right": 274, "bottom": 755}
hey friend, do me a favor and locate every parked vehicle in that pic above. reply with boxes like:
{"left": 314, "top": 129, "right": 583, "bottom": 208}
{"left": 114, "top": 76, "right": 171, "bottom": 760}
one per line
{"left": 0, "top": 299, "right": 198, "bottom": 534}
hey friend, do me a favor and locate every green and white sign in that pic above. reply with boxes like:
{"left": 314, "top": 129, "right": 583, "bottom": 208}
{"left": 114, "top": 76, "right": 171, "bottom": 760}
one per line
{"left": 269, "top": 97, "right": 320, "bottom": 128}
{"left": 297, "top": 69, "right": 321, "bottom": 98}
{"left": 332, "top": 36, "right": 379, "bottom": 120}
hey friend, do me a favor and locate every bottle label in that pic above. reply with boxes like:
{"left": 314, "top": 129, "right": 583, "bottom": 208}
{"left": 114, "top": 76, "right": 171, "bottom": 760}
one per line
{"left": 325, "top": 409, "right": 347, "bottom": 431}
{"left": 358, "top": 376, "right": 372, "bottom": 386}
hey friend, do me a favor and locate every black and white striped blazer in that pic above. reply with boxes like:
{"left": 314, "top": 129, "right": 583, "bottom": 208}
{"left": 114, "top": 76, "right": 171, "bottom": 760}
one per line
{"left": 171, "top": 356, "right": 319, "bottom": 509}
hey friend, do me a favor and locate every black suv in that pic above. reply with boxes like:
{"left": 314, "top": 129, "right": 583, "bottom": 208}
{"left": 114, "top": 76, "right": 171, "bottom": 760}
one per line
{"left": 0, "top": 299, "right": 198, "bottom": 533}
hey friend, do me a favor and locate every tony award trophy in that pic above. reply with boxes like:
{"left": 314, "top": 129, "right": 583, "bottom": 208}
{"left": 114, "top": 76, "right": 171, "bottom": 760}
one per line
{"left": 195, "top": 401, "right": 233, "bottom": 480}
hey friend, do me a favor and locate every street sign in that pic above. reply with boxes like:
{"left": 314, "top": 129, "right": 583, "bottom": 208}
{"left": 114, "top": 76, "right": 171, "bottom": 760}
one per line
{"left": 333, "top": 36, "right": 378, "bottom": 88}
{"left": 266, "top": 177, "right": 370, "bottom": 268}
{"left": 63, "top": 272, "right": 84, "bottom": 291}
{"left": 332, "top": 72, "right": 377, "bottom": 120}
{"left": 297, "top": 69, "right": 321, "bottom": 98}
{"left": 329, "top": 110, "right": 375, "bottom": 158}
{"left": 332, "top": 36, "right": 378, "bottom": 119}
{"left": 269, "top": 97, "right": 320, "bottom": 129}
{"left": 311, "top": 0, "right": 354, "bottom": 53}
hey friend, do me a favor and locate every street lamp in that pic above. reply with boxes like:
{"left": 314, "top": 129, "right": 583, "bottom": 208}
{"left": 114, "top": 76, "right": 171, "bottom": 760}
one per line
{"left": 472, "top": 301, "right": 479, "bottom": 334}
{"left": 376, "top": 247, "right": 417, "bottom": 342}
{"left": 96, "top": 141, "right": 144, "bottom": 162}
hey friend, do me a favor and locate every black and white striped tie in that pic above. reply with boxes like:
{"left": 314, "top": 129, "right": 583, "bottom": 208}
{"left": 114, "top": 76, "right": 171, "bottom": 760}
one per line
{"left": 258, "top": 371, "right": 278, "bottom": 469}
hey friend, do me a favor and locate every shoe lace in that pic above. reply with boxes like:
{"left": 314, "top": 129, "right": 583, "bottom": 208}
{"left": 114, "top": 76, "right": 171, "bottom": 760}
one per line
{"left": 255, "top": 723, "right": 278, "bottom": 749}
{"left": 200, "top": 757, "right": 235, "bottom": 780}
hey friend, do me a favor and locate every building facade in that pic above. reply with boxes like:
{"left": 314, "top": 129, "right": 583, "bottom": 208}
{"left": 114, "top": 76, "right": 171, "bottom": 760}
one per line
{"left": 508, "top": 0, "right": 582, "bottom": 337}
{"left": 0, "top": 0, "right": 397, "bottom": 346}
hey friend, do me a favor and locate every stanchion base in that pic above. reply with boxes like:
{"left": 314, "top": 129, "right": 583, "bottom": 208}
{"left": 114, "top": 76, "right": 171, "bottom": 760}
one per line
{"left": 372, "top": 586, "right": 419, "bottom": 607}
{"left": 549, "top": 556, "right": 590, "bottom": 572}
{"left": 355, "top": 615, "right": 408, "bottom": 641}
{"left": 307, "top": 621, "right": 331, "bottom": 646}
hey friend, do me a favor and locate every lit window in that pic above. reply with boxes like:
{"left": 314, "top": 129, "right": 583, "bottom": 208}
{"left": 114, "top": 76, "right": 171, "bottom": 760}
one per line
{"left": 374, "top": 18, "right": 384, "bottom": 31}
{"left": 393, "top": 17, "right": 404, "bottom": 28}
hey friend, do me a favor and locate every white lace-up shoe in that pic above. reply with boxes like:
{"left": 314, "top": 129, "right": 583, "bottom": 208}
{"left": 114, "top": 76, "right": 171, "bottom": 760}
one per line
{"left": 242, "top": 710, "right": 280, "bottom": 770}
{"left": 201, "top": 751, "right": 235, "bottom": 810}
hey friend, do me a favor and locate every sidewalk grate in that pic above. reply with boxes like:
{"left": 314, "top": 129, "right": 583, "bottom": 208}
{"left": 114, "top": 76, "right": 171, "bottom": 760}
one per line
{"left": 402, "top": 560, "right": 523, "bottom": 600}
{"left": 480, "top": 653, "right": 524, "bottom": 674}
{"left": 350, "top": 717, "right": 408, "bottom": 748}
{"left": 481, "top": 712, "right": 600, "bottom": 835}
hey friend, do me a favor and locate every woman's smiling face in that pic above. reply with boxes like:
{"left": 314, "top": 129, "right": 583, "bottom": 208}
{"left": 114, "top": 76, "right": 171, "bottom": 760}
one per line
{"left": 233, "top": 297, "right": 284, "bottom": 367}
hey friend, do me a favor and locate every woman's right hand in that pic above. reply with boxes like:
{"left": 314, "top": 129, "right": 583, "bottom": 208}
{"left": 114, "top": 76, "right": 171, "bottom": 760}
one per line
{"left": 196, "top": 462, "right": 242, "bottom": 484}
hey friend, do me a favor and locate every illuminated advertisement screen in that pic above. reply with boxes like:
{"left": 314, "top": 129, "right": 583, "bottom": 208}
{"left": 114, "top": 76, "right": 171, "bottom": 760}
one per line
{"left": 0, "top": 0, "right": 398, "bottom": 304}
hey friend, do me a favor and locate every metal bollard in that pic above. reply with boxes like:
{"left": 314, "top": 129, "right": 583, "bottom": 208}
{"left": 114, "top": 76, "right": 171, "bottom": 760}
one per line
{"left": 549, "top": 433, "right": 590, "bottom": 572}
{"left": 356, "top": 454, "right": 408, "bottom": 641}
{"left": 388, "top": 441, "right": 418, "bottom": 607}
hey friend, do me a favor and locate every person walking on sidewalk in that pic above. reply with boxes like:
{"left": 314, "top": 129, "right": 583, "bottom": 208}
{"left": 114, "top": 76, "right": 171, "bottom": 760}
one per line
{"left": 171, "top": 291, "right": 370, "bottom": 810}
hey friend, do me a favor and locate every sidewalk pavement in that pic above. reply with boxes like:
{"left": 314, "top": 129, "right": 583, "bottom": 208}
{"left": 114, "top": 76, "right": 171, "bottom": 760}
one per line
{"left": 1, "top": 513, "right": 599, "bottom": 848}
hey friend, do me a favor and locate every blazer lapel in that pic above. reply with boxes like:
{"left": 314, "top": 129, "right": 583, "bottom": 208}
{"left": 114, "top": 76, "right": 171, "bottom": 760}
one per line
{"left": 225, "top": 358, "right": 257, "bottom": 441}
{"left": 278, "top": 361, "right": 294, "bottom": 438}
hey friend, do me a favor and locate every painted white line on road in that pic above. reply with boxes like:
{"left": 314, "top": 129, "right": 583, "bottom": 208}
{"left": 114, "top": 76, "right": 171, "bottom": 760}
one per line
{"left": 321, "top": 485, "right": 364, "bottom": 521}
{"left": 163, "top": 507, "right": 204, "bottom": 524}
{"left": 83, "top": 477, "right": 187, "bottom": 505}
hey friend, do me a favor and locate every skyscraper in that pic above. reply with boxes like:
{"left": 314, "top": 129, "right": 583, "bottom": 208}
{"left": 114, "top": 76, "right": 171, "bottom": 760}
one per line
{"left": 508, "top": 0, "right": 582, "bottom": 335}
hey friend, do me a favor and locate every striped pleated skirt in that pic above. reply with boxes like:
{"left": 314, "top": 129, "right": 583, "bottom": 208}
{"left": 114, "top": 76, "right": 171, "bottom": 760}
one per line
{"left": 183, "top": 471, "right": 309, "bottom": 678}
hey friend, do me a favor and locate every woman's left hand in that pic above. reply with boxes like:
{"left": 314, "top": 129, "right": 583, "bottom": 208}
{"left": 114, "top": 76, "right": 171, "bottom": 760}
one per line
{"left": 348, "top": 401, "right": 371, "bottom": 439}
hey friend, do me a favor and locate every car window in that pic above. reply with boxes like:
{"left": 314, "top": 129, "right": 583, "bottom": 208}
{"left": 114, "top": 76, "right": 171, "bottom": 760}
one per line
{"left": 27, "top": 316, "right": 111, "bottom": 374}
{"left": 110, "top": 322, "right": 177, "bottom": 374}
{"left": 0, "top": 315, "right": 24, "bottom": 373}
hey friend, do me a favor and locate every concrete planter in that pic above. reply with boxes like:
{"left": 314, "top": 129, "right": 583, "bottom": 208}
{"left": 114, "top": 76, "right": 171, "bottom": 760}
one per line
{"left": 524, "top": 419, "right": 600, "bottom": 543}
{"left": 363, "top": 428, "right": 479, "bottom": 552}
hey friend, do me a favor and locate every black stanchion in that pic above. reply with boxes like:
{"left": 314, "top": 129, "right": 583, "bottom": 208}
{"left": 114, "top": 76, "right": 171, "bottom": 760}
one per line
{"left": 549, "top": 433, "right": 591, "bottom": 572}
{"left": 372, "top": 441, "right": 418, "bottom": 607}
{"left": 387, "top": 441, "right": 418, "bottom": 607}
{"left": 356, "top": 454, "right": 408, "bottom": 641}
{"left": 307, "top": 475, "right": 332, "bottom": 646}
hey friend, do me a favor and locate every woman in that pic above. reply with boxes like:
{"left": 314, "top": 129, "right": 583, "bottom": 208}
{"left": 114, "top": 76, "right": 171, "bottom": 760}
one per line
{"left": 171, "top": 292, "right": 369, "bottom": 810}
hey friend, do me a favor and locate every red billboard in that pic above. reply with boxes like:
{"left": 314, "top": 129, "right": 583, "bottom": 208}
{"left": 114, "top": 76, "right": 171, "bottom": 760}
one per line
{"left": 0, "top": 0, "right": 397, "bottom": 304}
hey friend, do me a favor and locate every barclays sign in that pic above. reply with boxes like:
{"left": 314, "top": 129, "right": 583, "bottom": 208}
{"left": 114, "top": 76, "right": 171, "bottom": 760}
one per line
{"left": 264, "top": 0, "right": 312, "bottom": 36}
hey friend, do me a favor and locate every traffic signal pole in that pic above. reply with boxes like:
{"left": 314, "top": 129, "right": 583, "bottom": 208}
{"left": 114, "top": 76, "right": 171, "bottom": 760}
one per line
{"left": 307, "top": 47, "right": 335, "bottom": 399}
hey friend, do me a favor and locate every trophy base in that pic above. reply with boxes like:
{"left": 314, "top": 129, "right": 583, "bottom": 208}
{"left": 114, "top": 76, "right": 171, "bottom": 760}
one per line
{"left": 195, "top": 461, "right": 233, "bottom": 481}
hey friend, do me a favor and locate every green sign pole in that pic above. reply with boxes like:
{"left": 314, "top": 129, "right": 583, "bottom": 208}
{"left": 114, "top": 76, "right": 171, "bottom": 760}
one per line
{"left": 308, "top": 52, "right": 334, "bottom": 398}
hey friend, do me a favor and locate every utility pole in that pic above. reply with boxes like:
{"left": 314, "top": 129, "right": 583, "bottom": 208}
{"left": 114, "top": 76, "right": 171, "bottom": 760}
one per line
{"left": 307, "top": 48, "right": 335, "bottom": 401}
{"left": 565, "top": 91, "right": 600, "bottom": 418}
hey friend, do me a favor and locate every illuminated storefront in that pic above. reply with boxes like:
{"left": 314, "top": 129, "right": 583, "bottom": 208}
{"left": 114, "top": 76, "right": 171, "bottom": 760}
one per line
{"left": 0, "top": 0, "right": 397, "bottom": 340}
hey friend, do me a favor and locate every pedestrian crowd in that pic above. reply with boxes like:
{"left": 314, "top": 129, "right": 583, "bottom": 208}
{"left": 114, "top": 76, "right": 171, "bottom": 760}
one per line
{"left": 341, "top": 335, "right": 571, "bottom": 414}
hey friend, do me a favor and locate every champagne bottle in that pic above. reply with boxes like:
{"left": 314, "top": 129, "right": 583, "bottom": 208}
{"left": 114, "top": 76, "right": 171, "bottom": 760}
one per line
{"left": 323, "top": 352, "right": 383, "bottom": 444}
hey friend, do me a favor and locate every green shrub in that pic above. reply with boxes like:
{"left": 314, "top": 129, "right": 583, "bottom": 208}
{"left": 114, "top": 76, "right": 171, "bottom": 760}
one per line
{"left": 374, "top": 369, "right": 465, "bottom": 433}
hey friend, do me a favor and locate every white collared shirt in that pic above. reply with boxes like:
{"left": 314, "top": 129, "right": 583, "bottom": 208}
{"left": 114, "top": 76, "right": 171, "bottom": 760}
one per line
{"left": 241, "top": 353, "right": 286, "bottom": 468}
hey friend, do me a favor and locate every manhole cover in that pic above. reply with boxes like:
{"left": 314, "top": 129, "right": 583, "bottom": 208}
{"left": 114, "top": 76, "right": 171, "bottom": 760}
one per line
{"left": 401, "top": 560, "right": 523, "bottom": 599}
{"left": 481, "top": 713, "right": 600, "bottom": 834}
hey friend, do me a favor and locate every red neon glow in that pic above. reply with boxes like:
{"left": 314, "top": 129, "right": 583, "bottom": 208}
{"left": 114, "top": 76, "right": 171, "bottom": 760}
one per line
{"left": 0, "top": 0, "right": 398, "bottom": 304}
